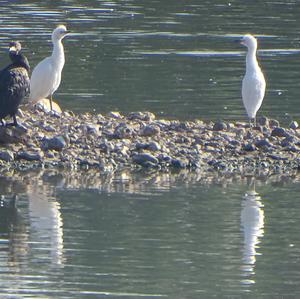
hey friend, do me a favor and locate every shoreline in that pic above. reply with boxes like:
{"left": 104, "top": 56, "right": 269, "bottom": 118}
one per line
{"left": 0, "top": 105, "right": 300, "bottom": 176}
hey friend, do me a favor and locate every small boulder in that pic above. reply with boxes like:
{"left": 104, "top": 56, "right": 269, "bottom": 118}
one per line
{"left": 213, "top": 121, "right": 227, "bottom": 131}
{"left": 141, "top": 125, "right": 160, "bottom": 137}
{"left": 257, "top": 116, "right": 269, "bottom": 127}
{"left": 132, "top": 153, "right": 158, "bottom": 165}
{"left": 243, "top": 143, "right": 256, "bottom": 151}
{"left": 289, "top": 121, "right": 299, "bottom": 130}
{"left": 271, "top": 127, "right": 287, "bottom": 138}
{"left": 41, "top": 136, "right": 67, "bottom": 151}
{"left": 0, "top": 150, "right": 14, "bottom": 162}
{"left": 17, "top": 151, "right": 43, "bottom": 161}
{"left": 128, "top": 112, "right": 155, "bottom": 122}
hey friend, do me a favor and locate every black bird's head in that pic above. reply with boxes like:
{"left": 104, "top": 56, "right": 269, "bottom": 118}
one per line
{"left": 8, "top": 41, "right": 30, "bottom": 72}
{"left": 9, "top": 41, "right": 21, "bottom": 55}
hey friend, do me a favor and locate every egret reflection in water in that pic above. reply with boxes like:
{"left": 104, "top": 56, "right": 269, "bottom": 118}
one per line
{"left": 240, "top": 179, "right": 265, "bottom": 281}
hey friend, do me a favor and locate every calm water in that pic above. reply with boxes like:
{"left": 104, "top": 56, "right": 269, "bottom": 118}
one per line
{"left": 1, "top": 169, "right": 300, "bottom": 298}
{"left": 0, "top": 0, "right": 300, "bottom": 121}
{"left": 1, "top": 1, "right": 300, "bottom": 298}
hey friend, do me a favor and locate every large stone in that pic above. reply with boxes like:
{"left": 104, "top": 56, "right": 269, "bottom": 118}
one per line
{"left": 132, "top": 153, "right": 159, "bottom": 165}
{"left": 213, "top": 121, "right": 227, "bottom": 131}
{"left": 271, "top": 127, "right": 287, "bottom": 137}
{"left": 128, "top": 112, "right": 155, "bottom": 122}
{"left": 41, "top": 136, "right": 67, "bottom": 151}
{"left": 34, "top": 98, "right": 62, "bottom": 114}
{"left": 140, "top": 125, "right": 160, "bottom": 137}
{"left": 0, "top": 150, "right": 14, "bottom": 162}
{"left": 17, "top": 151, "right": 43, "bottom": 161}
{"left": 289, "top": 121, "right": 299, "bottom": 130}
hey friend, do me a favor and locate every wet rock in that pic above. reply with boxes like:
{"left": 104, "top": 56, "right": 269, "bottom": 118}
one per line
{"left": 43, "top": 125, "right": 56, "bottom": 132}
{"left": 213, "top": 121, "right": 227, "bottom": 131}
{"left": 17, "top": 151, "right": 43, "bottom": 161}
{"left": 271, "top": 127, "right": 287, "bottom": 137}
{"left": 147, "top": 141, "right": 161, "bottom": 151}
{"left": 255, "top": 139, "right": 273, "bottom": 148}
{"left": 281, "top": 136, "right": 295, "bottom": 147}
{"left": 171, "top": 158, "right": 188, "bottom": 168}
{"left": 267, "top": 154, "right": 288, "bottom": 161}
{"left": 289, "top": 121, "right": 299, "bottom": 130}
{"left": 0, "top": 125, "right": 28, "bottom": 143}
{"left": 243, "top": 143, "right": 256, "bottom": 151}
{"left": 0, "top": 150, "right": 14, "bottom": 162}
{"left": 107, "top": 111, "right": 123, "bottom": 119}
{"left": 114, "top": 123, "right": 134, "bottom": 139}
{"left": 140, "top": 125, "right": 160, "bottom": 137}
{"left": 132, "top": 153, "right": 158, "bottom": 165}
{"left": 41, "top": 136, "right": 67, "bottom": 151}
{"left": 85, "top": 124, "right": 99, "bottom": 135}
{"left": 128, "top": 112, "right": 155, "bottom": 122}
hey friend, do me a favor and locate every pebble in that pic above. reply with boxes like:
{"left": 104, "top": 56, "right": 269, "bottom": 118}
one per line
{"left": 0, "top": 108, "right": 298, "bottom": 174}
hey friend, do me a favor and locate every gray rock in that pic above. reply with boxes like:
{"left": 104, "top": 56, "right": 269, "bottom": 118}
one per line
{"left": 132, "top": 153, "right": 158, "bottom": 165}
{"left": 255, "top": 139, "right": 273, "bottom": 148}
{"left": 43, "top": 125, "right": 56, "bottom": 132}
{"left": 114, "top": 123, "right": 134, "bottom": 139}
{"left": 257, "top": 116, "right": 269, "bottom": 127}
{"left": 289, "top": 121, "right": 299, "bottom": 130}
{"left": 271, "top": 127, "right": 287, "bottom": 137}
{"left": 213, "top": 121, "right": 227, "bottom": 131}
{"left": 17, "top": 151, "right": 43, "bottom": 161}
{"left": 243, "top": 143, "right": 256, "bottom": 151}
{"left": 128, "top": 112, "right": 155, "bottom": 122}
{"left": 147, "top": 141, "right": 161, "bottom": 151}
{"left": 85, "top": 124, "right": 99, "bottom": 134}
{"left": 41, "top": 136, "right": 67, "bottom": 151}
{"left": 141, "top": 125, "right": 160, "bottom": 137}
{"left": 107, "top": 111, "right": 123, "bottom": 119}
{"left": 135, "top": 142, "right": 148, "bottom": 150}
{"left": 171, "top": 158, "right": 188, "bottom": 168}
{"left": 0, "top": 150, "right": 14, "bottom": 162}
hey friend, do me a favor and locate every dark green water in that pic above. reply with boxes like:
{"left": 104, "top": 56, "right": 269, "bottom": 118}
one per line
{"left": 1, "top": 170, "right": 300, "bottom": 298}
{"left": 1, "top": 0, "right": 300, "bottom": 121}
{"left": 1, "top": 1, "right": 300, "bottom": 298}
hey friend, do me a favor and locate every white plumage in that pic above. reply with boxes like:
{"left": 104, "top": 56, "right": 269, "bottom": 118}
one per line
{"left": 240, "top": 34, "right": 266, "bottom": 124}
{"left": 29, "top": 25, "right": 69, "bottom": 110}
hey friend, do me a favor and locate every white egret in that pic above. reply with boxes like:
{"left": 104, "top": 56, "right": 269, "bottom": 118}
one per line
{"left": 240, "top": 34, "right": 266, "bottom": 126}
{"left": 29, "top": 25, "right": 69, "bottom": 111}
{"left": 0, "top": 41, "right": 30, "bottom": 126}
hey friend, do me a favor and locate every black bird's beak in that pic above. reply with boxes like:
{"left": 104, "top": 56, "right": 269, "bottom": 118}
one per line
{"left": 9, "top": 45, "right": 17, "bottom": 52}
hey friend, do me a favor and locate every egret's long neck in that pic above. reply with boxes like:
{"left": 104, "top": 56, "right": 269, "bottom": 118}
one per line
{"left": 51, "top": 38, "right": 65, "bottom": 68}
{"left": 246, "top": 46, "right": 259, "bottom": 73}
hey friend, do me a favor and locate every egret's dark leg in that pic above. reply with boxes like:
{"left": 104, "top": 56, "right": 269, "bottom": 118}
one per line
{"left": 50, "top": 94, "right": 53, "bottom": 111}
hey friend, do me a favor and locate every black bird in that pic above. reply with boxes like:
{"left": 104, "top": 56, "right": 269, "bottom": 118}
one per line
{"left": 0, "top": 41, "right": 30, "bottom": 126}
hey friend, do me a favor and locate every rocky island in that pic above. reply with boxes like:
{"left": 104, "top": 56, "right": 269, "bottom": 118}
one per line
{"left": 0, "top": 103, "right": 299, "bottom": 176}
